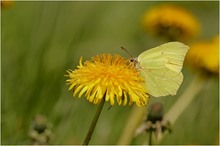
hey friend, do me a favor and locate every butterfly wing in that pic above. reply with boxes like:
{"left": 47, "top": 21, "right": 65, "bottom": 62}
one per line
{"left": 138, "top": 42, "right": 189, "bottom": 73}
{"left": 138, "top": 42, "right": 189, "bottom": 97}
{"left": 139, "top": 63, "right": 184, "bottom": 97}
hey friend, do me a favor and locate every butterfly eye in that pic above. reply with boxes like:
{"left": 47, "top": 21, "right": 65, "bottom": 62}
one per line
{"left": 130, "top": 58, "right": 138, "bottom": 64}
{"left": 130, "top": 58, "right": 134, "bottom": 62}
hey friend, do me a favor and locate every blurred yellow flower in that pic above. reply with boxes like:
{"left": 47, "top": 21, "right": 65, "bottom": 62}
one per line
{"left": 186, "top": 36, "right": 219, "bottom": 74}
{"left": 1, "top": 0, "right": 13, "bottom": 8}
{"left": 66, "top": 54, "right": 149, "bottom": 107}
{"left": 142, "top": 4, "right": 200, "bottom": 41}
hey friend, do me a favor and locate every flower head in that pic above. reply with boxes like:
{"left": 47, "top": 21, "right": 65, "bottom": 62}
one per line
{"left": 135, "top": 103, "right": 171, "bottom": 138}
{"left": 28, "top": 115, "right": 52, "bottom": 145}
{"left": 185, "top": 36, "right": 219, "bottom": 74}
{"left": 142, "top": 4, "right": 200, "bottom": 41}
{"left": 66, "top": 54, "right": 149, "bottom": 107}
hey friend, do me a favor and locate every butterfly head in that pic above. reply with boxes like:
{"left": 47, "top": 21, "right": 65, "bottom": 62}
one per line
{"left": 130, "top": 58, "right": 137, "bottom": 63}
{"left": 130, "top": 58, "right": 142, "bottom": 69}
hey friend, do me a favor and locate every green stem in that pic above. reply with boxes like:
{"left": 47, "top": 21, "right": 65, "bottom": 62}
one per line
{"left": 149, "top": 129, "right": 153, "bottom": 145}
{"left": 83, "top": 98, "right": 105, "bottom": 145}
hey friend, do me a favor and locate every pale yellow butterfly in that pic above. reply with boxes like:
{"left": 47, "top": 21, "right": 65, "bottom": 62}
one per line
{"left": 131, "top": 42, "right": 189, "bottom": 97}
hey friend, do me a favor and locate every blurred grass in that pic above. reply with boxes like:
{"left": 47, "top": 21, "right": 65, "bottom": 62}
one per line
{"left": 1, "top": 1, "right": 219, "bottom": 145}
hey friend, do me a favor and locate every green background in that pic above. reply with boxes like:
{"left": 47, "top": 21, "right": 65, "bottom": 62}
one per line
{"left": 1, "top": 1, "right": 219, "bottom": 145}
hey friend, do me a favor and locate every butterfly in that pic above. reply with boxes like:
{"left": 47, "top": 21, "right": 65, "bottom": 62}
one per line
{"left": 130, "top": 42, "right": 189, "bottom": 97}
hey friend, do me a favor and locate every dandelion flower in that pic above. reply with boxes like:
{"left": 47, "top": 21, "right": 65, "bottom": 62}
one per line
{"left": 66, "top": 54, "right": 149, "bottom": 107}
{"left": 185, "top": 36, "right": 219, "bottom": 74}
{"left": 142, "top": 4, "right": 200, "bottom": 41}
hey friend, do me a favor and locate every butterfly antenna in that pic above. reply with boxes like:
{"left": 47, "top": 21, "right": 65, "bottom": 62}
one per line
{"left": 121, "top": 47, "right": 133, "bottom": 58}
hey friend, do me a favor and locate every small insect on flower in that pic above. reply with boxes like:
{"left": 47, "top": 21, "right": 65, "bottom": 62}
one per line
{"left": 66, "top": 54, "right": 149, "bottom": 107}
{"left": 131, "top": 42, "right": 189, "bottom": 97}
